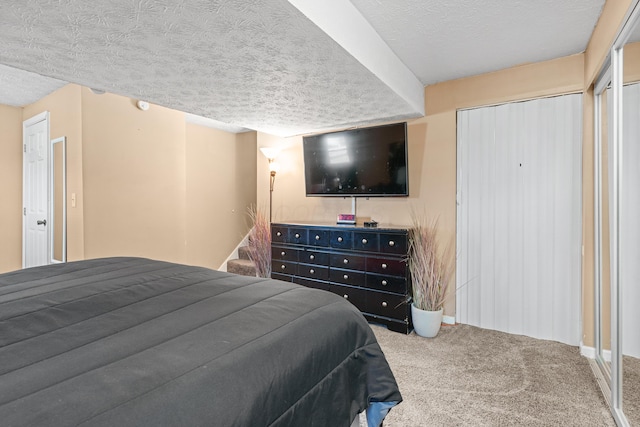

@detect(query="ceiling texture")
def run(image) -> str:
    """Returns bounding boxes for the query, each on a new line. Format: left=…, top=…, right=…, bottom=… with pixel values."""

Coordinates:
left=0, top=0, right=605, bottom=137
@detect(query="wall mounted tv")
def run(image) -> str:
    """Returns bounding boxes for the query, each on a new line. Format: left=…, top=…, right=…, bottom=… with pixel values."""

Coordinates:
left=303, top=122, right=409, bottom=197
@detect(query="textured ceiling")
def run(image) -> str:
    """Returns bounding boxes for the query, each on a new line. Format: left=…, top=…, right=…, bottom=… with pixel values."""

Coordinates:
left=0, top=0, right=606, bottom=136
left=350, top=0, right=606, bottom=85
left=0, top=64, right=67, bottom=107
left=0, top=0, right=419, bottom=136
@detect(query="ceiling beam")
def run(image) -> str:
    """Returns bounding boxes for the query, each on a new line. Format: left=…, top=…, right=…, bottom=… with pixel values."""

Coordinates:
left=288, top=0, right=425, bottom=117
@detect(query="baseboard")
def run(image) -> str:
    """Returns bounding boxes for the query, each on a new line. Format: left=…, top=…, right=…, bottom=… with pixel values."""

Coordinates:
left=442, top=315, right=455, bottom=325
left=580, top=343, right=612, bottom=362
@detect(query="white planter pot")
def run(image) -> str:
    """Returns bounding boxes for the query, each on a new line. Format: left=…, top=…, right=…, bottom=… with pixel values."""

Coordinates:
left=411, top=304, right=443, bottom=338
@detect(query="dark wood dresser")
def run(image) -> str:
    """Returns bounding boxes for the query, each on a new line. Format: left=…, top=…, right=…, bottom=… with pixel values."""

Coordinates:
left=271, top=222, right=412, bottom=334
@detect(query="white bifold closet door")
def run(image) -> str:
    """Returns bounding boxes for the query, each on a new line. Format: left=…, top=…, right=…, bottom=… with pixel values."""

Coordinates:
left=456, top=94, right=582, bottom=346
left=621, top=83, right=640, bottom=358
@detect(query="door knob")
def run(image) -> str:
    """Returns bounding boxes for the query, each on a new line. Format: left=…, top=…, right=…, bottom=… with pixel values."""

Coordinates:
left=37, top=219, right=47, bottom=226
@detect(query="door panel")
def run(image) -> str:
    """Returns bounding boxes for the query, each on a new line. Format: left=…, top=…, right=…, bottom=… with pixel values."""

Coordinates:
left=456, top=94, right=582, bottom=345
left=23, top=113, right=49, bottom=268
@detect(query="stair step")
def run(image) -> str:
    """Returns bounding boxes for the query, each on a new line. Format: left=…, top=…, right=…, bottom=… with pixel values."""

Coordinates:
left=238, top=246, right=253, bottom=261
left=228, top=258, right=256, bottom=277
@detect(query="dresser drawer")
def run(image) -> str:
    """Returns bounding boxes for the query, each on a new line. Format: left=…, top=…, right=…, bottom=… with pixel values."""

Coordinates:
left=365, top=292, right=409, bottom=321
left=288, top=228, right=308, bottom=245
left=330, top=253, right=366, bottom=270
left=299, top=249, right=330, bottom=265
left=379, top=233, right=408, bottom=255
left=307, top=229, right=330, bottom=247
left=272, top=260, right=296, bottom=275
left=271, top=245, right=299, bottom=262
left=353, top=232, right=379, bottom=252
left=330, top=230, right=353, bottom=249
left=366, top=273, right=407, bottom=294
left=366, top=257, right=406, bottom=276
left=329, top=268, right=366, bottom=287
left=297, top=263, right=330, bottom=281
left=272, top=226, right=288, bottom=243
left=329, top=284, right=366, bottom=312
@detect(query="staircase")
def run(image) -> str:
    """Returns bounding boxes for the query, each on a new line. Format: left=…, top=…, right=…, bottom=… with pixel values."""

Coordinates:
left=227, top=246, right=257, bottom=277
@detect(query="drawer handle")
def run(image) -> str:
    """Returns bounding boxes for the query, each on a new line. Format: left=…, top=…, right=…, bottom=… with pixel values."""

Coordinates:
left=337, top=236, right=343, bottom=242
left=382, top=301, right=388, bottom=308
left=389, top=240, right=395, bottom=247
left=280, top=265, right=286, bottom=270
left=315, top=235, right=320, bottom=240
left=281, top=251, right=286, bottom=256
left=343, top=259, right=349, bottom=265
left=309, top=269, right=315, bottom=274
left=362, top=238, right=368, bottom=244
left=276, top=231, right=282, bottom=237
left=295, top=233, right=300, bottom=239
left=343, top=294, right=349, bottom=299
left=343, top=274, right=349, bottom=280
left=381, top=263, right=388, bottom=269
left=309, top=254, right=315, bottom=260
left=381, top=280, right=388, bottom=286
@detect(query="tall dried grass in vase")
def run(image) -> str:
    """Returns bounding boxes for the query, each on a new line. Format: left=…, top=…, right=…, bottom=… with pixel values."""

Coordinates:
left=408, top=213, right=455, bottom=312
left=247, top=205, right=271, bottom=278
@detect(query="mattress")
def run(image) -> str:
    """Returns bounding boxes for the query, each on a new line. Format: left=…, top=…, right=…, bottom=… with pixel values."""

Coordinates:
left=0, top=257, right=401, bottom=426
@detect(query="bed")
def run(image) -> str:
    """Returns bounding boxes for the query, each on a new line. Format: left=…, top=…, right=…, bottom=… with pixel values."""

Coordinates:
left=0, top=257, right=401, bottom=426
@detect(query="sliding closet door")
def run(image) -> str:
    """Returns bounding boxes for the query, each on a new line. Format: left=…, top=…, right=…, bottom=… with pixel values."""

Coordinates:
left=621, top=82, right=640, bottom=359
left=457, top=94, right=582, bottom=345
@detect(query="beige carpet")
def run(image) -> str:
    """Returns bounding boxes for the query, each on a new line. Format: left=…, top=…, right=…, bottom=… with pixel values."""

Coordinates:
left=368, top=324, right=616, bottom=427
left=624, top=355, right=640, bottom=425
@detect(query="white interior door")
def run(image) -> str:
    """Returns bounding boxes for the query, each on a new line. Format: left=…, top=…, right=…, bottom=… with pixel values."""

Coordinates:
left=23, top=112, right=50, bottom=268
left=456, top=94, right=582, bottom=345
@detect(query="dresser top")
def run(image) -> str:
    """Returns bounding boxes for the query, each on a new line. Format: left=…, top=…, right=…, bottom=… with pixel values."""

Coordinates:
left=272, top=221, right=410, bottom=232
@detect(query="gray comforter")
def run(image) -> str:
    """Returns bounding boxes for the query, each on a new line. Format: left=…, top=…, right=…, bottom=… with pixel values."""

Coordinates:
left=0, top=257, right=401, bottom=426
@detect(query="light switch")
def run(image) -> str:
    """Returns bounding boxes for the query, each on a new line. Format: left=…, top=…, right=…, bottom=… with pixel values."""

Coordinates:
left=71, top=193, right=76, bottom=207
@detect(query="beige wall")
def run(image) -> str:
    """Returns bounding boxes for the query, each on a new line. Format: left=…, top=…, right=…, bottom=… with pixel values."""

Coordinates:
left=3, top=84, right=255, bottom=273
left=259, top=114, right=456, bottom=230
left=24, top=84, right=84, bottom=261
left=0, top=104, right=24, bottom=273
left=81, top=88, right=188, bottom=263
left=185, top=124, right=256, bottom=269
left=585, top=0, right=634, bottom=85
left=426, top=55, right=584, bottom=115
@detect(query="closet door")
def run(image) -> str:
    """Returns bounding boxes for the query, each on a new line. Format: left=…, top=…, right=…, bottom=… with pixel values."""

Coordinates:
left=621, top=82, right=640, bottom=359
left=456, top=94, right=582, bottom=345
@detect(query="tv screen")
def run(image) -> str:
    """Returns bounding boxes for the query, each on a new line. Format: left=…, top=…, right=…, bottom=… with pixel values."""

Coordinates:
left=303, top=122, right=408, bottom=197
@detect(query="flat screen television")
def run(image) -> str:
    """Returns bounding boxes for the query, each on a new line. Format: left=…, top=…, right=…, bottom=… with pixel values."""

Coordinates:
left=303, top=122, right=408, bottom=197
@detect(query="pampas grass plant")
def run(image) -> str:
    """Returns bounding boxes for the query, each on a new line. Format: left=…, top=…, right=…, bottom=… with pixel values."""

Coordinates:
left=247, top=205, right=271, bottom=278
left=408, top=213, right=455, bottom=312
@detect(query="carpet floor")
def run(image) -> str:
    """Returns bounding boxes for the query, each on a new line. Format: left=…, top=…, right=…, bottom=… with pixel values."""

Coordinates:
left=368, top=323, right=616, bottom=427
left=624, top=355, right=640, bottom=425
